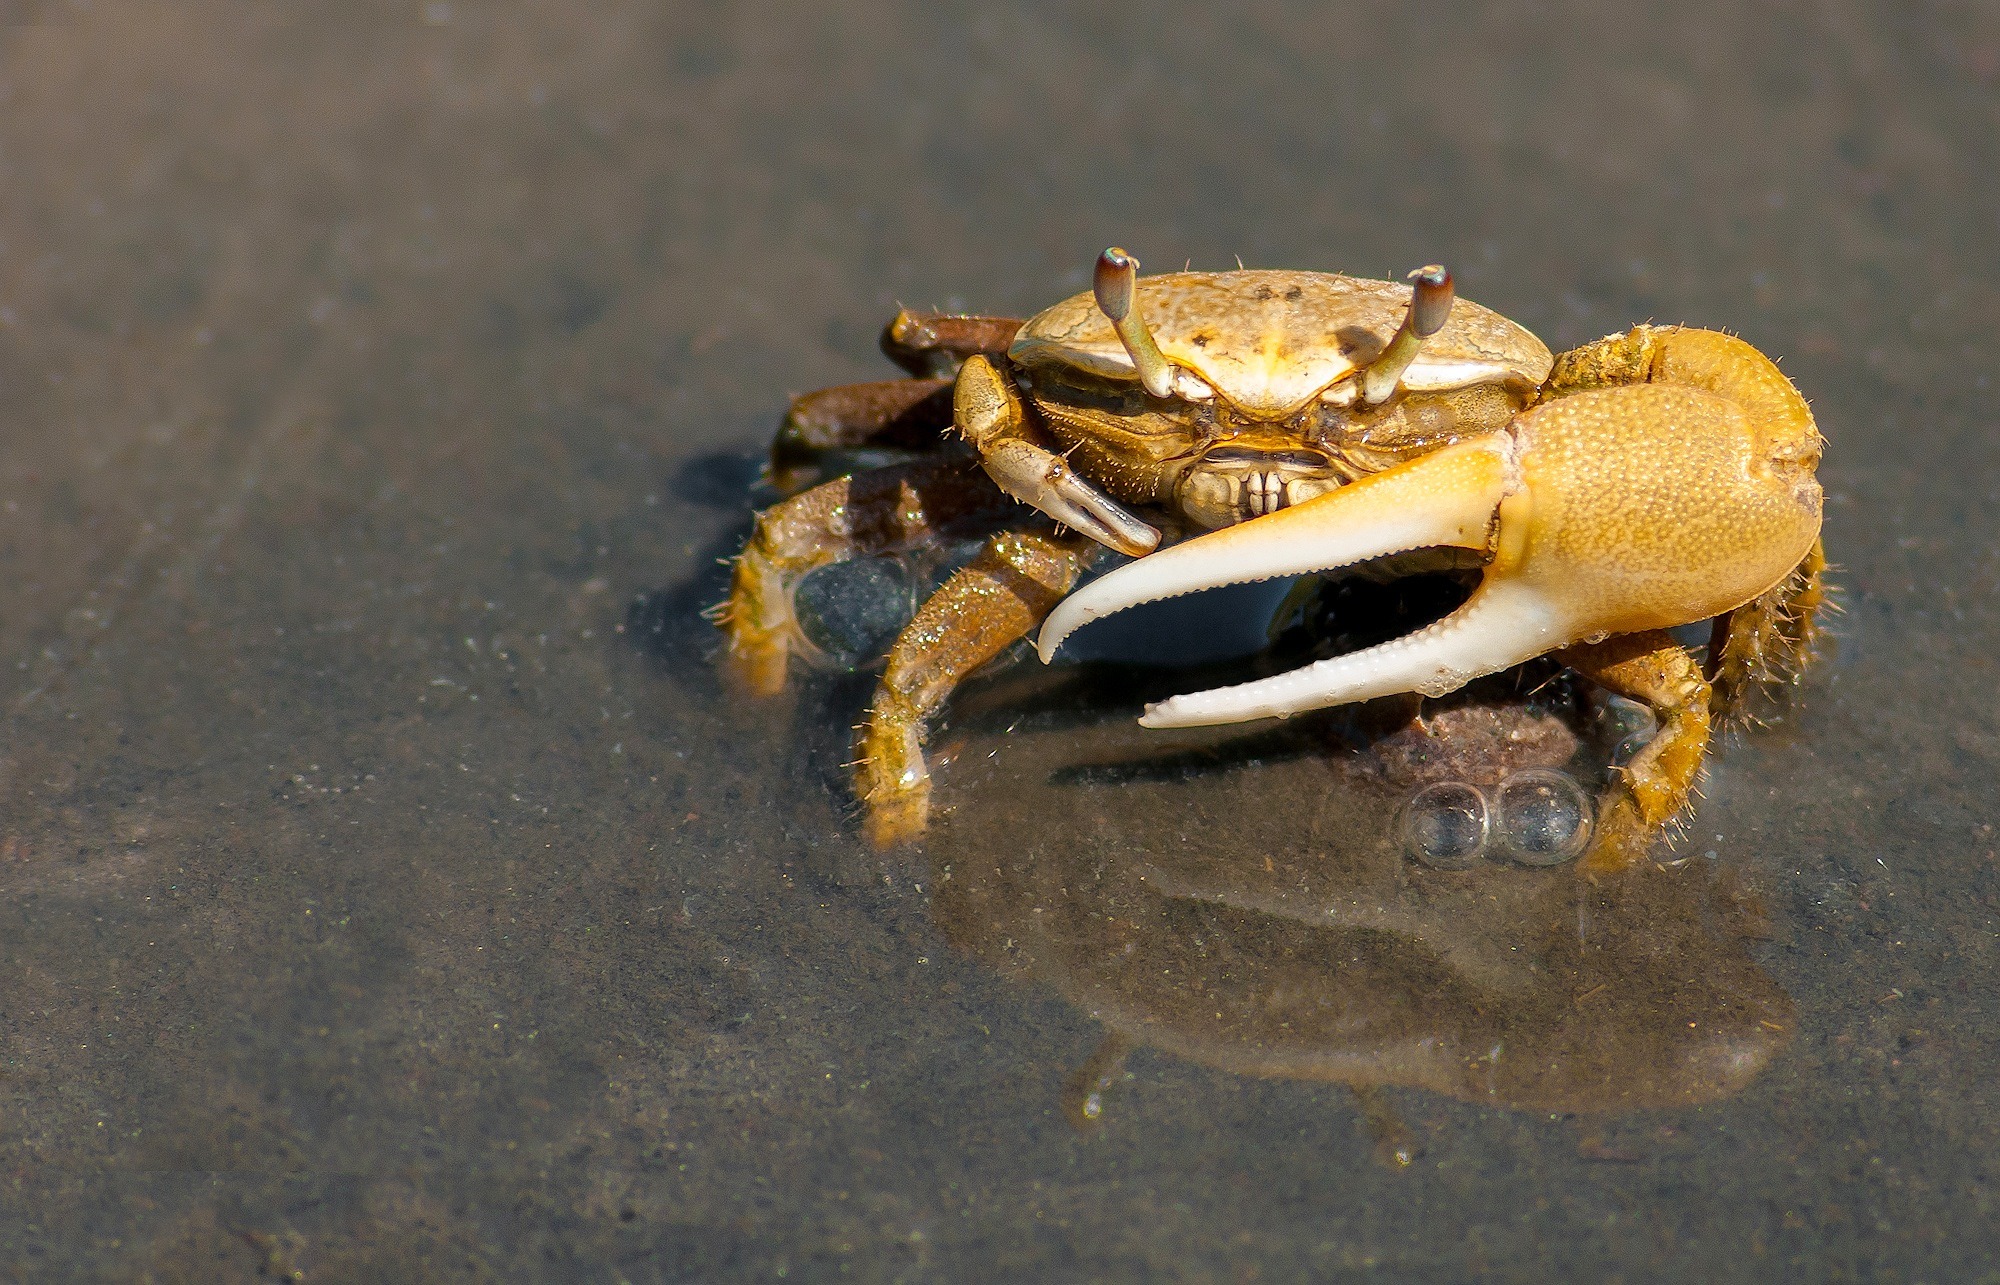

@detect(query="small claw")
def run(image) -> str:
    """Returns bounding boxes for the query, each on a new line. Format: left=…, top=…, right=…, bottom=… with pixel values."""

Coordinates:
left=956, top=350, right=1162, bottom=556
left=982, top=439, right=1161, bottom=557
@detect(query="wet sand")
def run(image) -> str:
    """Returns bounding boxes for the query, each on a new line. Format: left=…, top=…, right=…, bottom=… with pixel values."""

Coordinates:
left=1, top=1, right=1996, bottom=1277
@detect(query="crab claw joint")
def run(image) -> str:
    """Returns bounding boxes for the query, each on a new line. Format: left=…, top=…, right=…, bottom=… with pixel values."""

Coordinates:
left=1036, top=374, right=1823, bottom=729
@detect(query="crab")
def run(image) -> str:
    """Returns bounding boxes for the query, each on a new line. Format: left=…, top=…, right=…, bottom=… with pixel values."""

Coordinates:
left=718, top=247, right=1826, bottom=862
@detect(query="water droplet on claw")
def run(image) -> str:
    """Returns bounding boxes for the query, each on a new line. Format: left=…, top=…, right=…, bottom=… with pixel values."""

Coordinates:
left=1400, top=781, right=1489, bottom=869
left=1491, top=769, right=1592, bottom=866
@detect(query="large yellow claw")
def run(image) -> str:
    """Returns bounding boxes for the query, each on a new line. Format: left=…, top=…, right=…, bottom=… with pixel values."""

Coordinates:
left=1037, top=328, right=1824, bottom=728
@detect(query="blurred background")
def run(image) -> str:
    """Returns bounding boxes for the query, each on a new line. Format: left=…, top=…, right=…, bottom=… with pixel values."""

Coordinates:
left=0, top=0, right=1994, bottom=1277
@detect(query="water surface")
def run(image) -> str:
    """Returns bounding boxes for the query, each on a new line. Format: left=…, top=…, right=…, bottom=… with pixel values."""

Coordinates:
left=1, top=1, right=1995, bottom=1277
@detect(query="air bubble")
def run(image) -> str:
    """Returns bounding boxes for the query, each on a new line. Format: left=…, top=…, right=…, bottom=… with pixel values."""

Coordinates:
left=1491, top=769, right=1592, bottom=866
left=1400, top=781, right=1489, bottom=869
left=792, top=557, right=917, bottom=669
left=1611, top=729, right=1652, bottom=768
left=1600, top=695, right=1656, bottom=767
left=1599, top=694, right=1655, bottom=739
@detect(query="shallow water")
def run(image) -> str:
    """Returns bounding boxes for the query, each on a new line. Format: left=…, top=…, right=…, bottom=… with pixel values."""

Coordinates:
left=3, top=1, right=1998, bottom=1277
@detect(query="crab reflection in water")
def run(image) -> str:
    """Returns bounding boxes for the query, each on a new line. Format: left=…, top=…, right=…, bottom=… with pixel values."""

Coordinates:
left=924, top=673, right=1792, bottom=1135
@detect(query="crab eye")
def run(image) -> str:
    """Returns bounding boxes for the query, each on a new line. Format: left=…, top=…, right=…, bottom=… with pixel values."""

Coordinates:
left=1173, top=369, right=1216, bottom=401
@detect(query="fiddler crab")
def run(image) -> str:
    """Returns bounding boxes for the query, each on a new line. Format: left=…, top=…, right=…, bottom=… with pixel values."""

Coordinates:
left=718, top=248, right=1826, bottom=865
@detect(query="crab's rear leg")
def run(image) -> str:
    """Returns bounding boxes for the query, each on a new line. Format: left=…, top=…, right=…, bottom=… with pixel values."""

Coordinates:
left=856, top=524, right=1099, bottom=847
left=1708, top=538, right=1829, bottom=725
left=772, top=378, right=958, bottom=485
left=720, top=458, right=1017, bottom=695
left=1556, top=630, right=1713, bottom=871
left=768, top=311, right=1025, bottom=486
left=880, top=310, right=1025, bottom=377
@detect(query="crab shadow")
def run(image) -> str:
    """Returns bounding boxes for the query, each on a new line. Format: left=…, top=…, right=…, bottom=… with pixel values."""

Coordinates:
left=625, top=449, right=766, bottom=685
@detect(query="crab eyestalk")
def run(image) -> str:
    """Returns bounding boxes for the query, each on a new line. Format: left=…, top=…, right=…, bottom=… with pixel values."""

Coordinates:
left=1094, top=247, right=1178, bottom=399
left=1358, top=265, right=1455, bottom=407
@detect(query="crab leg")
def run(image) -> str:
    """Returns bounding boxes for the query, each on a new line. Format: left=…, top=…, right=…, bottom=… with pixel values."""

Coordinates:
left=1557, top=630, right=1712, bottom=870
left=880, top=309, right=1024, bottom=378
left=1707, top=538, right=1828, bottom=724
left=855, top=524, right=1099, bottom=847
left=721, top=458, right=1018, bottom=695
left=774, top=377, right=954, bottom=457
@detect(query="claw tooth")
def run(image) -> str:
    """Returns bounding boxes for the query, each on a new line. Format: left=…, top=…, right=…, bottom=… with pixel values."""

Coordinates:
left=1037, top=433, right=1516, bottom=663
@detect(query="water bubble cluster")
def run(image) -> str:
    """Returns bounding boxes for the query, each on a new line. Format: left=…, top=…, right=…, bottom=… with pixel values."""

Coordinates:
left=1400, top=770, right=1593, bottom=869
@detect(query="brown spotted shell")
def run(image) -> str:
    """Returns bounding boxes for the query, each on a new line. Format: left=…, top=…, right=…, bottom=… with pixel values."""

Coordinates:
left=1008, top=269, right=1553, bottom=419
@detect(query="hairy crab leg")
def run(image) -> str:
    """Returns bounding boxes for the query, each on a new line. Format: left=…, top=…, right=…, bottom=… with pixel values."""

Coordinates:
left=880, top=309, right=1025, bottom=378
left=1707, top=538, right=1828, bottom=725
left=720, top=458, right=1018, bottom=695
left=855, top=525, right=1099, bottom=848
left=1555, top=631, right=1712, bottom=871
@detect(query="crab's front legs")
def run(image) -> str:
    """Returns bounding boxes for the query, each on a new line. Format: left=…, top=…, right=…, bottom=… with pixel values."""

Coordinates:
left=1557, top=631, right=1713, bottom=871
left=721, top=458, right=1017, bottom=695
left=855, top=524, right=1099, bottom=847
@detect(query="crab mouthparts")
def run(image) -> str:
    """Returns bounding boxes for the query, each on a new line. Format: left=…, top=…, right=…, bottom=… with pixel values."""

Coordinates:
left=1035, top=429, right=1568, bottom=728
